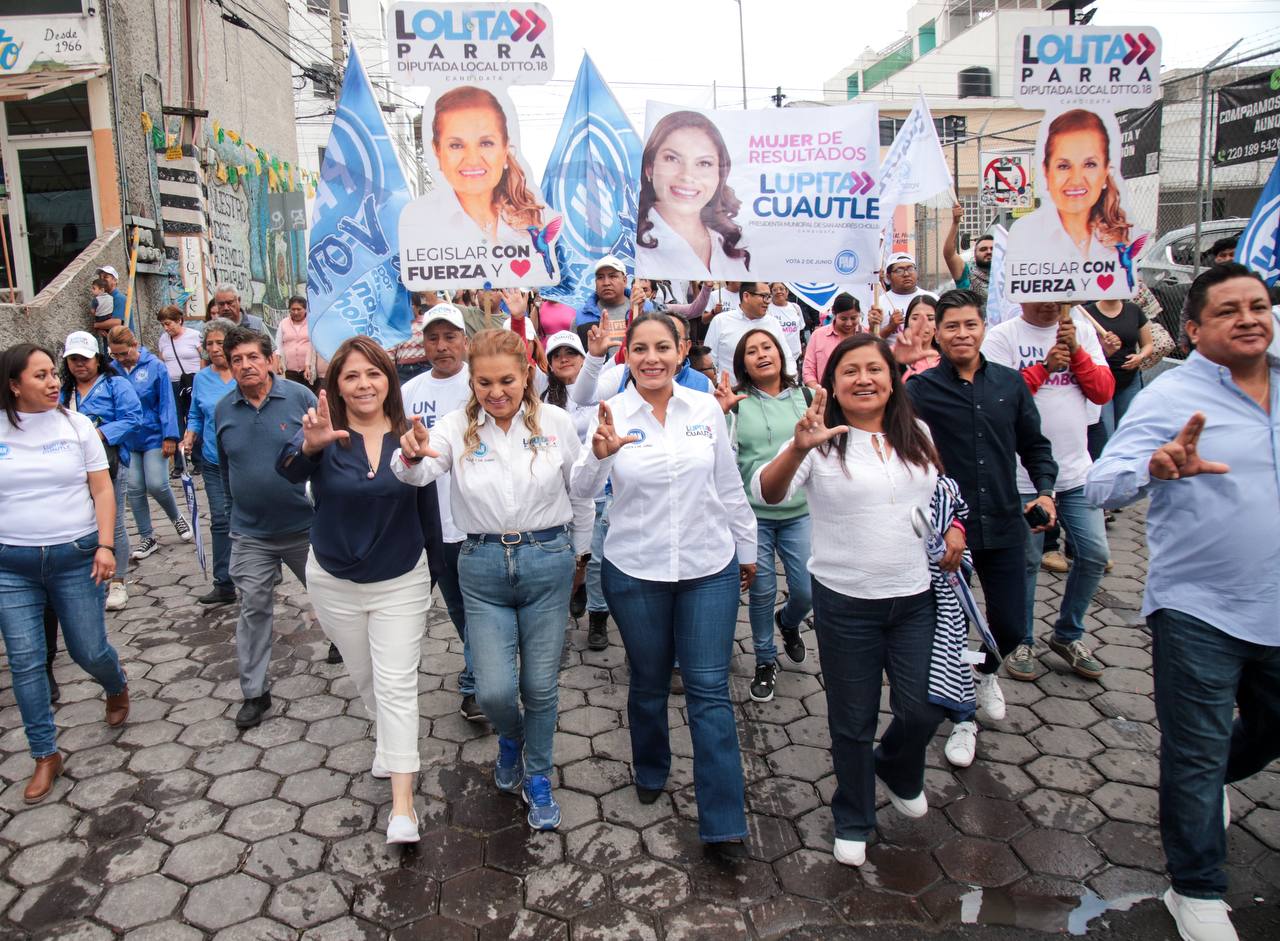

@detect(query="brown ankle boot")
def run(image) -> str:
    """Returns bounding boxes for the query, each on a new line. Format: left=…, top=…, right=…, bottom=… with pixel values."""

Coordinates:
left=105, top=686, right=130, bottom=727
left=24, top=753, right=63, bottom=804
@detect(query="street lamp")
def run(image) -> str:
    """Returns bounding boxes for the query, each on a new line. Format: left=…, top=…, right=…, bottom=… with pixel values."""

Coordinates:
left=732, top=0, right=747, bottom=109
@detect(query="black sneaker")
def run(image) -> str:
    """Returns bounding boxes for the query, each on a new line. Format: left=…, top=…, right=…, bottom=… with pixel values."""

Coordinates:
left=704, top=840, right=748, bottom=862
left=235, top=692, right=272, bottom=729
left=326, top=643, right=343, bottom=665
left=587, top=611, right=609, bottom=651
left=459, top=694, right=484, bottom=722
left=198, top=586, right=236, bottom=606
left=131, top=537, right=159, bottom=560
left=749, top=662, right=778, bottom=703
left=778, top=611, right=807, bottom=664
left=570, top=582, right=587, bottom=619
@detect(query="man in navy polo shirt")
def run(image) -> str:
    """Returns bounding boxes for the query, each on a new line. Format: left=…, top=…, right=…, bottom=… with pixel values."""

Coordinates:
left=214, top=326, right=315, bottom=729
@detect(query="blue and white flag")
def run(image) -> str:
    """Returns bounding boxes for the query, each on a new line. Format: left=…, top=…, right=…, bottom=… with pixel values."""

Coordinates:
left=787, top=282, right=843, bottom=312
left=1239, top=158, right=1280, bottom=286
left=307, top=44, right=415, bottom=360
left=878, top=91, right=956, bottom=229
left=180, top=471, right=205, bottom=575
left=985, top=225, right=1020, bottom=326
left=540, top=55, right=642, bottom=311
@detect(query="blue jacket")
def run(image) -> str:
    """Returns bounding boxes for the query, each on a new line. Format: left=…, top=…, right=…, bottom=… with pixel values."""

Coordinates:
left=186, top=365, right=237, bottom=465
left=64, top=371, right=143, bottom=467
left=118, top=347, right=179, bottom=452
left=574, top=291, right=652, bottom=328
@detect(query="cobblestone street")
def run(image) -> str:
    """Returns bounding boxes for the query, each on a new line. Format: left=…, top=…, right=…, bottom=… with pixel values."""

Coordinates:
left=0, top=498, right=1276, bottom=940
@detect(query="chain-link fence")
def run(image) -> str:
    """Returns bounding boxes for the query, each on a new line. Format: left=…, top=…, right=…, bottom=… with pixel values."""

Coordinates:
left=908, top=47, right=1279, bottom=343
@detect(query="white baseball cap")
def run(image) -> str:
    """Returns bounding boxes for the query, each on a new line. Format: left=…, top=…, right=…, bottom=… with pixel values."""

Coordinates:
left=545, top=331, right=585, bottom=357
left=63, top=331, right=100, bottom=359
left=422, top=303, right=466, bottom=331
left=96, top=265, right=119, bottom=280
left=883, top=252, right=916, bottom=273
left=593, top=255, right=626, bottom=275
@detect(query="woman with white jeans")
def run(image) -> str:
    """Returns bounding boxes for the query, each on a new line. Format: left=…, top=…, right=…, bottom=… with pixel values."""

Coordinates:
left=276, top=336, right=443, bottom=845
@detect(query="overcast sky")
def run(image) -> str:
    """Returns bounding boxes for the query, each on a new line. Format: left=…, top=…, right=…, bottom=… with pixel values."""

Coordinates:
left=384, top=0, right=1280, bottom=172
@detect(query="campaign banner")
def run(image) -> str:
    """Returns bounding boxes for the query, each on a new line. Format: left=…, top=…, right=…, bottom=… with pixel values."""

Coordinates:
left=634, top=102, right=882, bottom=283
left=387, top=2, right=553, bottom=86
left=1014, top=26, right=1161, bottom=108
left=979, top=151, right=1035, bottom=208
left=1214, top=69, right=1280, bottom=168
left=391, top=5, right=561, bottom=291
left=1117, top=101, right=1162, bottom=178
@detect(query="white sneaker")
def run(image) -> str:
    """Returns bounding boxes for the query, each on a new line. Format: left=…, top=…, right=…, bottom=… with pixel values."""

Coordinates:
left=1163, top=888, right=1238, bottom=941
left=105, top=582, right=128, bottom=611
left=386, top=809, right=419, bottom=845
left=371, top=757, right=390, bottom=779
left=832, top=838, right=866, bottom=867
left=975, top=672, right=1007, bottom=721
left=945, top=721, right=978, bottom=768
left=878, top=777, right=928, bottom=819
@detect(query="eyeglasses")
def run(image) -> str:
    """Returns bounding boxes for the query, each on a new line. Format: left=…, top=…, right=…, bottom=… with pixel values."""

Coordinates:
left=889, top=265, right=918, bottom=274
left=744, top=291, right=770, bottom=299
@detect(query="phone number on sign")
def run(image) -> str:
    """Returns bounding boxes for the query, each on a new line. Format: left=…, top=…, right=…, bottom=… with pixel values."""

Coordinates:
left=1218, top=137, right=1279, bottom=164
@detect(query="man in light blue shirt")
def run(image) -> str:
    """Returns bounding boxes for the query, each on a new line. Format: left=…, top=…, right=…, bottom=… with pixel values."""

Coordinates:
left=1086, top=263, right=1278, bottom=941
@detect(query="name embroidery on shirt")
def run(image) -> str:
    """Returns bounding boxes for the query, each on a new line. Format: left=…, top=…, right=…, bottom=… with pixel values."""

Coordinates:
left=684, top=423, right=713, bottom=439
left=523, top=435, right=558, bottom=449
left=42, top=439, right=75, bottom=455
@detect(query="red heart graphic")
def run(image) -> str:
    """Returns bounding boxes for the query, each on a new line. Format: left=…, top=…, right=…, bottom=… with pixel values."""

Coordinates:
left=510, top=259, right=531, bottom=277
left=1097, top=274, right=1114, bottom=290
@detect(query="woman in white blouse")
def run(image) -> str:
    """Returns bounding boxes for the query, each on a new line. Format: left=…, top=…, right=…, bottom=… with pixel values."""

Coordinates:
left=571, top=311, right=757, bottom=860
left=394, top=329, right=593, bottom=832
left=754, top=334, right=958, bottom=869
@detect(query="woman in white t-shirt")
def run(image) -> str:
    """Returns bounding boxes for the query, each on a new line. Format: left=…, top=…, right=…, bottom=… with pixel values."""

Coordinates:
left=768, top=282, right=806, bottom=367
left=754, top=334, right=958, bottom=869
left=0, top=344, right=131, bottom=805
left=155, top=306, right=203, bottom=439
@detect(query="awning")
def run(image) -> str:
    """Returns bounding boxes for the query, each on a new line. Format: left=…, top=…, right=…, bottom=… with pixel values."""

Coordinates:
left=0, top=65, right=109, bottom=103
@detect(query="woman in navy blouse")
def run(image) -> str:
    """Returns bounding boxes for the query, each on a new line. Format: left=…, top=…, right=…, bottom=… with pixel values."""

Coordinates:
left=277, top=336, right=443, bottom=846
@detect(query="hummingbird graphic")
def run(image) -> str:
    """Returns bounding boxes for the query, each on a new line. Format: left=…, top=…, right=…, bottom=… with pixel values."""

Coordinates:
left=526, top=216, right=564, bottom=278
left=1114, top=234, right=1149, bottom=291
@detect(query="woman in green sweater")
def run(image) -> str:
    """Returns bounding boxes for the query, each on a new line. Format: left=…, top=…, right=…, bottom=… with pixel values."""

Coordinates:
left=725, top=328, right=814, bottom=703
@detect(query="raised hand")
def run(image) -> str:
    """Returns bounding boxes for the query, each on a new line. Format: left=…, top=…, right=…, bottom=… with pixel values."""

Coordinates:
left=301, top=390, right=350, bottom=455
left=500, top=288, right=528, bottom=319
left=587, top=312, right=611, bottom=358
left=713, top=369, right=746, bottom=414
left=591, top=401, right=639, bottom=459
left=399, top=416, right=440, bottom=462
left=791, top=387, right=849, bottom=452
left=1149, top=412, right=1230, bottom=481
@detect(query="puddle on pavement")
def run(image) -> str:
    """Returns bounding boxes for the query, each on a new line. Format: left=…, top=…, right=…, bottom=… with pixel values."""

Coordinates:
left=958, top=887, right=1154, bottom=934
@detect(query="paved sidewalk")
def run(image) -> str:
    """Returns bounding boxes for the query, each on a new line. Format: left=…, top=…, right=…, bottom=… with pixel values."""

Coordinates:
left=0, top=499, right=1276, bottom=940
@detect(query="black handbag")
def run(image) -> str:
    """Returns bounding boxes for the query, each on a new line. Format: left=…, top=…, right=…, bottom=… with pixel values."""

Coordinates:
left=169, top=333, right=195, bottom=412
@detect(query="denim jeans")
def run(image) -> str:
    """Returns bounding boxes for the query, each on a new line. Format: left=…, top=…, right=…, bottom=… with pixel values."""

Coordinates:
left=458, top=530, right=574, bottom=778
left=586, top=495, right=611, bottom=613
left=127, top=447, right=183, bottom=540
left=748, top=514, right=813, bottom=664
left=1021, top=486, right=1109, bottom=645
left=1151, top=608, right=1280, bottom=899
left=436, top=540, right=475, bottom=696
left=201, top=462, right=233, bottom=591
left=971, top=544, right=1029, bottom=674
left=811, top=580, right=942, bottom=841
left=602, top=556, right=747, bottom=843
left=110, top=472, right=129, bottom=579
left=0, top=537, right=128, bottom=758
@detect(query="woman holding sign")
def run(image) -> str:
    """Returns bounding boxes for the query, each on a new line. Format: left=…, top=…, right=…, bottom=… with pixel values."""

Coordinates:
left=1005, top=109, right=1140, bottom=298
left=636, top=111, right=752, bottom=280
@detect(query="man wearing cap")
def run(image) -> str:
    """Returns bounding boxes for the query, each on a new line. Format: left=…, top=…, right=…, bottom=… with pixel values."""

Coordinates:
left=704, top=282, right=789, bottom=384
left=96, top=266, right=128, bottom=327
left=211, top=284, right=266, bottom=333
left=573, top=256, right=651, bottom=354
left=399, top=303, right=483, bottom=722
left=878, top=253, right=937, bottom=339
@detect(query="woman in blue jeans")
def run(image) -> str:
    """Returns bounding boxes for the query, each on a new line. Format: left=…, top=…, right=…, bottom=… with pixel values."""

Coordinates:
left=181, top=319, right=238, bottom=606
left=107, top=326, right=192, bottom=560
left=756, top=335, right=955, bottom=868
left=395, top=325, right=593, bottom=831
left=720, top=328, right=813, bottom=704
left=571, top=312, right=758, bottom=860
left=60, top=331, right=142, bottom=612
left=0, top=344, right=130, bottom=803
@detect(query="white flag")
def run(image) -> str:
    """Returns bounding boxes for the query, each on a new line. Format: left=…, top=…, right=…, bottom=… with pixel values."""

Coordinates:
left=878, top=92, right=956, bottom=228
left=985, top=225, right=1020, bottom=327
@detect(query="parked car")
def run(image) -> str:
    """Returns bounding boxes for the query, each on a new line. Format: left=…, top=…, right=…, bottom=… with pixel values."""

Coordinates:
left=1138, top=218, right=1248, bottom=346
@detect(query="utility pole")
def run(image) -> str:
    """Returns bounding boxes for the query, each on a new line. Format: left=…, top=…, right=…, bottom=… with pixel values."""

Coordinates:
left=733, top=0, right=747, bottom=109
left=329, top=0, right=345, bottom=74
left=771, top=86, right=785, bottom=108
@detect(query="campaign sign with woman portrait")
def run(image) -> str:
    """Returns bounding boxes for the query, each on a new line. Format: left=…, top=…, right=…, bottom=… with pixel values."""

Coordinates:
left=634, top=102, right=881, bottom=283
left=1004, top=106, right=1149, bottom=303
left=399, top=85, right=562, bottom=290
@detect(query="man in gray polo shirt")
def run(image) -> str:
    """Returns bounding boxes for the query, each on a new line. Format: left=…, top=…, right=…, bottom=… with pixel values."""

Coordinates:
left=212, top=283, right=266, bottom=332
left=214, top=326, right=315, bottom=729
